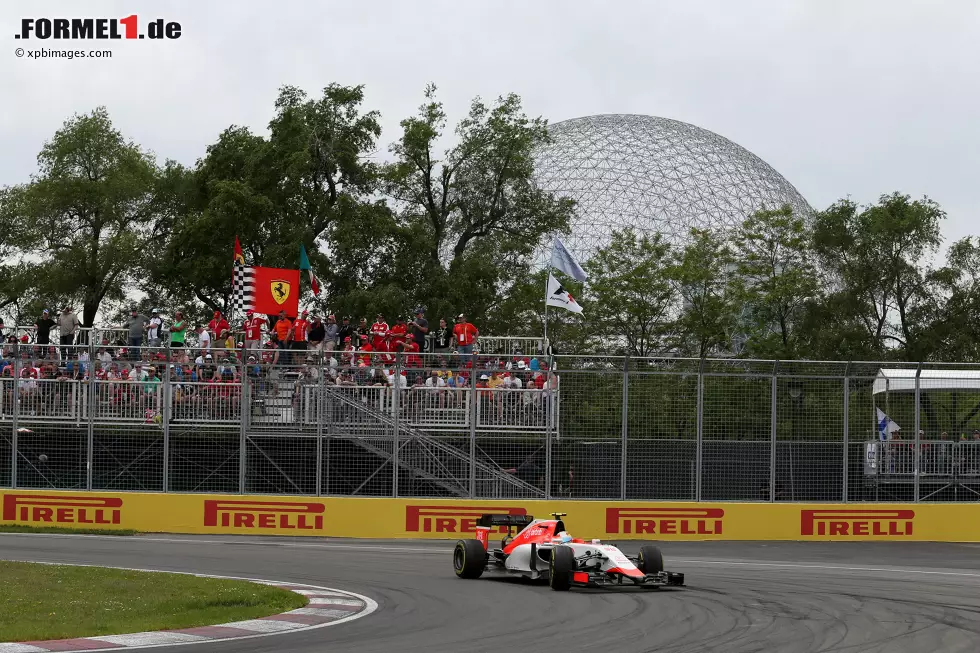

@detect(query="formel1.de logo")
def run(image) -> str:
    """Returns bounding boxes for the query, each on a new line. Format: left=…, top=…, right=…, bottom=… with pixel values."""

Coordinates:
left=16, top=16, right=181, bottom=40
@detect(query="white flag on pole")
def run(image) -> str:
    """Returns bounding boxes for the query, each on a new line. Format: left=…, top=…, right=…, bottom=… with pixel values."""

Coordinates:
left=550, top=236, right=588, bottom=282
left=546, top=272, right=583, bottom=314
left=875, top=408, right=900, bottom=441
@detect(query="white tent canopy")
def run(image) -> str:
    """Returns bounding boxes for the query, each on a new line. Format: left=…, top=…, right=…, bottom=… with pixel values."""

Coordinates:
left=872, top=368, right=980, bottom=395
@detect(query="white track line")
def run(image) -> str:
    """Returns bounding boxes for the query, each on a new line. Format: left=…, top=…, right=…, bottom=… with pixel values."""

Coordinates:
left=671, top=558, right=980, bottom=579
left=0, top=561, right=378, bottom=652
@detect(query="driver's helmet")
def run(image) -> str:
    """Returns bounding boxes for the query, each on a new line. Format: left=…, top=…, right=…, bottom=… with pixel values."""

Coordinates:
left=556, top=531, right=573, bottom=543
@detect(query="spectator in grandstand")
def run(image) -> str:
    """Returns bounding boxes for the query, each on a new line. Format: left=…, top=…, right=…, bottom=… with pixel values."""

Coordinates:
left=324, top=315, right=338, bottom=352
left=36, top=309, right=56, bottom=348
left=147, top=309, right=164, bottom=348
left=125, top=309, right=149, bottom=359
left=291, top=310, right=311, bottom=362
left=433, top=318, right=452, bottom=353
left=453, top=314, right=478, bottom=355
left=170, top=311, right=187, bottom=349
left=194, top=325, right=211, bottom=352
left=340, top=336, right=355, bottom=366
left=389, top=317, right=408, bottom=349
left=337, top=316, right=354, bottom=348
left=408, top=308, right=429, bottom=352
left=356, top=317, right=370, bottom=342
left=243, top=310, right=264, bottom=356
left=273, top=311, right=292, bottom=346
left=425, top=368, right=447, bottom=408
left=308, top=315, right=325, bottom=357
left=208, top=311, right=230, bottom=348
left=59, top=306, right=80, bottom=350
left=377, top=333, right=396, bottom=366
left=0, top=317, right=5, bottom=341
left=370, top=314, right=389, bottom=350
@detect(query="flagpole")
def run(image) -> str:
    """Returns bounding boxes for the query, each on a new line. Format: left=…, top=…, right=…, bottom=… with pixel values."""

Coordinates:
left=543, top=235, right=556, bottom=355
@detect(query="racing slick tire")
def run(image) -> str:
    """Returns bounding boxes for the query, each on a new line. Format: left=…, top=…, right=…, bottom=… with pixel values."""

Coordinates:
left=637, top=544, right=664, bottom=574
left=549, top=545, right=575, bottom=591
left=454, top=539, right=487, bottom=579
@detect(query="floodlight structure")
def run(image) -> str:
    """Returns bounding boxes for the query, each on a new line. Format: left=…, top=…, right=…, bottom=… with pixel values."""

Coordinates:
left=533, top=114, right=812, bottom=263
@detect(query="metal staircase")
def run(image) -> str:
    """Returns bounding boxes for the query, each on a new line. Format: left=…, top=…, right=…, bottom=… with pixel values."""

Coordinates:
left=323, top=386, right=545, bottom=499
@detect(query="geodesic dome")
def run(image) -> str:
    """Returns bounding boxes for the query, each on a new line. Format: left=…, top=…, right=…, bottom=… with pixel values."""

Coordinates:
left=533, top=114, right=812, bottom=262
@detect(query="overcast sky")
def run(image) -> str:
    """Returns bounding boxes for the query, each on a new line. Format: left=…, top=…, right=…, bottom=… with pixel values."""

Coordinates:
left=2, top=0, right=978, bottom=248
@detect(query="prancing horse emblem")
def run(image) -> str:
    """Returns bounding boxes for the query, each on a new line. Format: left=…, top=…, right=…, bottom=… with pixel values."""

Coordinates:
left=271, top=280, right=291, bottom=305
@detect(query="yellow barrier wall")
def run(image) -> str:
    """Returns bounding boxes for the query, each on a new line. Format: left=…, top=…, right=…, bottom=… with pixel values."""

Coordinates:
left=2, top=489, right=977, bottom=541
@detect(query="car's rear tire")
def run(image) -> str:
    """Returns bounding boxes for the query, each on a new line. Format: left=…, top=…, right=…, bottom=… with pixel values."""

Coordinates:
left=454, top=539, right=486, bottom=579
left=549, top=545, right=575, bottom=591
left=637, top=544, right=664, bottom=574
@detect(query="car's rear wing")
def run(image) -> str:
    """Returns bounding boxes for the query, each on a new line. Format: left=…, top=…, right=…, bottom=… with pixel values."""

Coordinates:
left=476, top=514, right=534, bottom=528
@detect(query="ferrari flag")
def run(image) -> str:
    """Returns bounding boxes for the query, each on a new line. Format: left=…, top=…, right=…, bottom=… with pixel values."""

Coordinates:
left=546, top=272, right=583, bottom=314
left=234, top=266, right=301, bottom=317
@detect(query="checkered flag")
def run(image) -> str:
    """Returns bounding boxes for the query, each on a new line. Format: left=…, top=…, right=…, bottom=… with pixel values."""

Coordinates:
left=230, top=263, right=256, bottom=324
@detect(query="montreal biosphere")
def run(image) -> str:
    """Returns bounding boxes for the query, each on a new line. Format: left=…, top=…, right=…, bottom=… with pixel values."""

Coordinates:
left=533, top=114, right=812, bottom=263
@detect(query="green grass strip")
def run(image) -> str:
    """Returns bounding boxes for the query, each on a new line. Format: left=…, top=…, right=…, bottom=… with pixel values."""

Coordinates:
left=0, top=525, right=138, bottom=535
left=0, top=561, right=308, bottom=642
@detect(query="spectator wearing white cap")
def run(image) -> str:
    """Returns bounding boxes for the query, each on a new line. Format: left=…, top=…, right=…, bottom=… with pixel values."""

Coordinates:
left=147, top=309, right=164, bottom=348
left=36, top=309, right=56, bottom=347
left=453, top=313, right=478, bottom=355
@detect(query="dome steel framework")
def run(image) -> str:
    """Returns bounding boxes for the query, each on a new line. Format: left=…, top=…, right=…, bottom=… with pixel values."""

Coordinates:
left=533, top=114, right=812, bottom=262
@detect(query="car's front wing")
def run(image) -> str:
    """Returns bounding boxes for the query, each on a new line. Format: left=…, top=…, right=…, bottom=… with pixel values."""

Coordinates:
left=567, top=569, right=685, bottom=588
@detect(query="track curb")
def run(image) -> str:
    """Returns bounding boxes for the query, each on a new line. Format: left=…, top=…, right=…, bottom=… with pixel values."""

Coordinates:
left=0, top=568, right=377, bottom=653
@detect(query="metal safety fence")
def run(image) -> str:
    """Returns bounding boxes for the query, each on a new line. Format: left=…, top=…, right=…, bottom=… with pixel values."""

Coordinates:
left=2, top=347, right=980, bottom=502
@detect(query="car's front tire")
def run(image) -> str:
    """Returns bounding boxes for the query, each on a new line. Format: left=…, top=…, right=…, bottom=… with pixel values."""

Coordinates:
left=454, top=539, right=486, bottom=579
left=637, top=544, right=664, bottom=574
left=549, top=545, right=575, bottom=591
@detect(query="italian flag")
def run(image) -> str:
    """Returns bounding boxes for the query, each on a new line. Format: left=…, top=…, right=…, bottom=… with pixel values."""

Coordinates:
left=299, top=244, right=321, bottom=296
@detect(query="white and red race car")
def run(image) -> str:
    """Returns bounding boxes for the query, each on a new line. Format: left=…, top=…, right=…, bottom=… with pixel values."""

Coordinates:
left=453, top=512, right=685, bottom=591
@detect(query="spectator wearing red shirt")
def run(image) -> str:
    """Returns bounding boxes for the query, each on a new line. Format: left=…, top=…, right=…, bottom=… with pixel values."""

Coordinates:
left=291, top=310, right=310, bottom=363
left=358, top=335, right=374, bottom=367
left=401, top=338, right=422, bottom=368
left=370, top=314, right=389, bottom=350
left=243, top=310, right=265, bottom=357
left=389, top=318, right=408, bottom=349
left=453, top=313, right=479, bottom=355
left=378, top=334, right=396, bottom=365
left=208, top=311, right=230, bottom=350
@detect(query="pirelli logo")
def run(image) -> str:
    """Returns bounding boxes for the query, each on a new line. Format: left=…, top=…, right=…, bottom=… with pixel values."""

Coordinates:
left=203, top=500, right=324, bottom=530
left=2, top=494, right=122, bottom=525
left=405, top=505, right=526, bottom=533
left=606, top=507, right=724, bottom=536
left=801, top=509, right=914, bottom=537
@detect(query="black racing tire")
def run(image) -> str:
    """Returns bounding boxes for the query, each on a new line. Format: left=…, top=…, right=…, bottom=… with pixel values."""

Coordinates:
left=549, top=545, right=575, bottom=591
left=637, top=544, right=664, bottom=574
left=453, top=539, right=486, bottom=579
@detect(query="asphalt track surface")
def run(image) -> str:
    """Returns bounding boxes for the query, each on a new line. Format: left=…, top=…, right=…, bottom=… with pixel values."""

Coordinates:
left=3, top=534, right=980, bottom=653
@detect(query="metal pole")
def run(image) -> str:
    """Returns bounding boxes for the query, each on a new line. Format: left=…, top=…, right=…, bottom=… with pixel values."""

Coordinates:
left=393, top=354, right=401, bottom=498
left=468, top=357, right=478, bottom=497
left=914, top=362, right=922, bottom=502
left=770, top=361, right=779, bottom=503
left=620, top=356, right=629, bottom=500
left=86, top=338, right=96, bottom=491
left=238, top=354, right=247, bottom=494
left=842, top=362, right=850, bottom=503
left=695, top=357, right=705, bottom=502
left=161, top=340, right=171, bottom=492
left=10, top=344, right=19, bottom=488
left=315, top=360, right=323, bottom=497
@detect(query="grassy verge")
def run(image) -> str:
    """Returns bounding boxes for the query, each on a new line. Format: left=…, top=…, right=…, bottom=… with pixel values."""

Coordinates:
left=0, top=561, right=308, bottom=642
left=0, top=525, right=138, bottom=535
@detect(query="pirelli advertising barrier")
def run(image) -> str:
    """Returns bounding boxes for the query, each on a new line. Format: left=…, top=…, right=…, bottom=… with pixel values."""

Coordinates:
left=1, top=490, right=978, bottom=541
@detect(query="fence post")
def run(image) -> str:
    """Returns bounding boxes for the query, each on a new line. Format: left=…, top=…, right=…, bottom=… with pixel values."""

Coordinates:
left=161, top=341, right=171, bottom=493
left=914, top=362, right=922, bottom=502
left=544, top=354, right=555, bottom=500
left=86, top=338, right=96, bottom=491
left=238, top=354, right=247, bottom=495
left=393, top=354, right=401, bottom=499
left=842, top=362, right=850, bottom=503
left=620, top=356, right=629, bottom=501
left=10, top=344, right=19, bottom=488
left=770, top=361, right=779, bottom=503
left=315, top=360, right=324, bottom=497
left=695, top=357, right=705, bottom=502
left=468, top=357, right=478, bottom=498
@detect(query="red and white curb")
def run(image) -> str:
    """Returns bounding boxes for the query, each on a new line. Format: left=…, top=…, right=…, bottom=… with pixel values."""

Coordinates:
left=0, top=572, right=377, bottom=653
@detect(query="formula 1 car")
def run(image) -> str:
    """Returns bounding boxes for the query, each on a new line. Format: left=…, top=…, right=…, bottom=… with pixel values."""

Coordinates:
left=453, top=512, right=685, bottom=591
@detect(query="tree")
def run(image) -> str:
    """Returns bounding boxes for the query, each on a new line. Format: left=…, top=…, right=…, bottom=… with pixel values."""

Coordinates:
left=149, top=84, right=384, bottom=315
left=923, top=237, right=980, bottom=361
left=584, top=229, right=676, bottom=357
left=0, top=107, right=162, bottom=327
left=811, top=193, right=944, bottom=359
left=382, top=84, right=574, bottom=321
left=732, top=204, right=819, bottom=358
left=669, top=228, right=740, bottom=357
